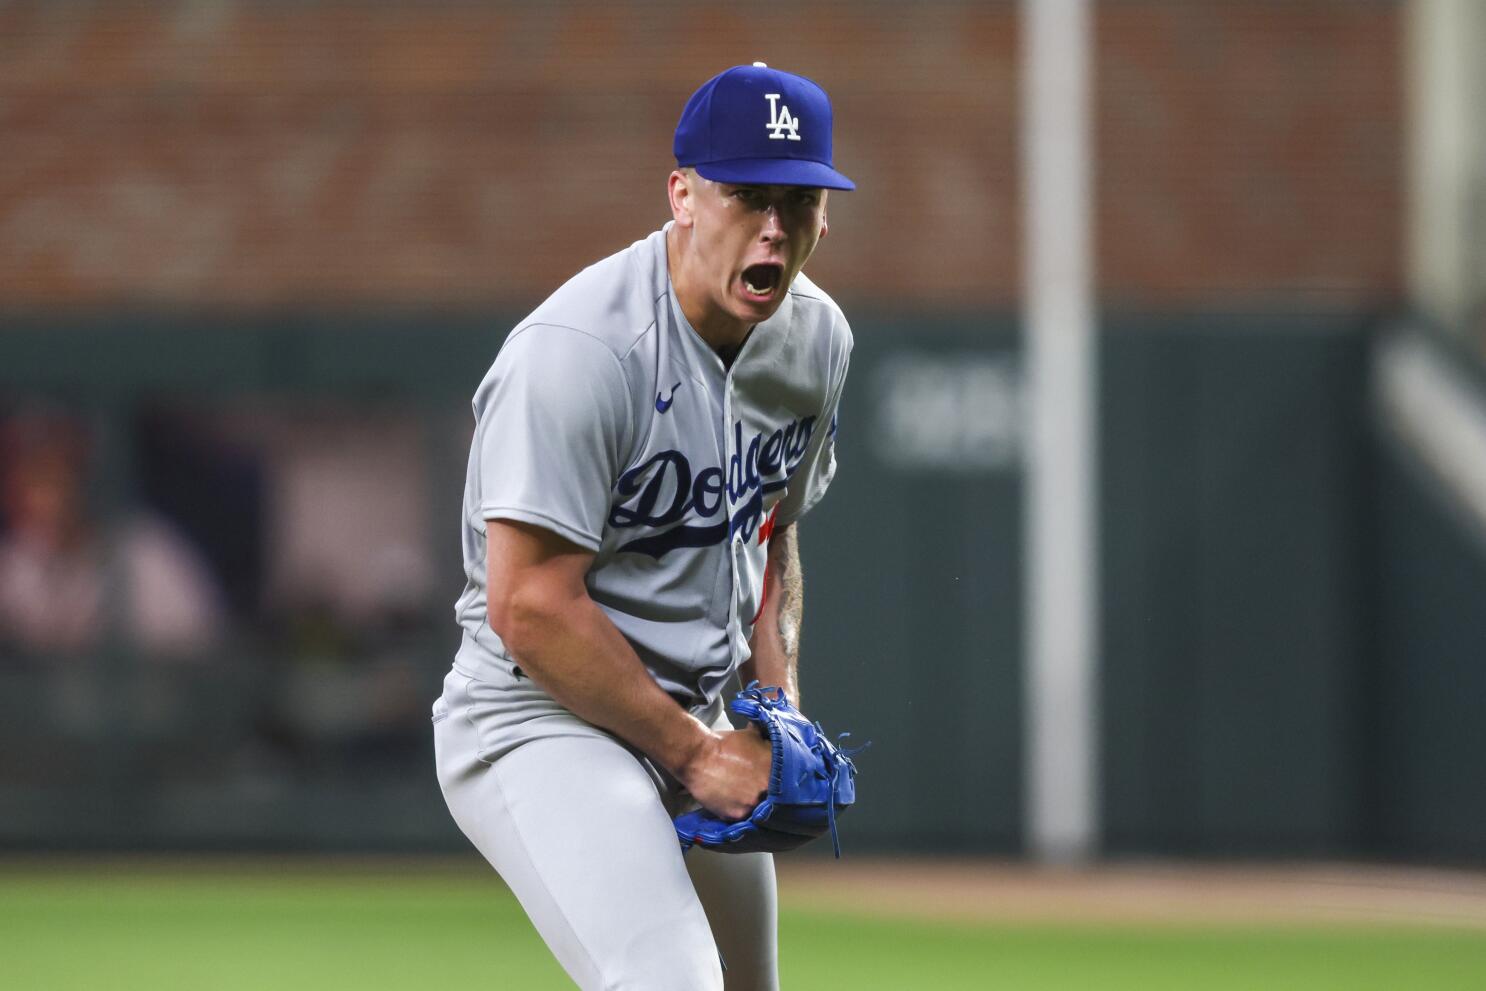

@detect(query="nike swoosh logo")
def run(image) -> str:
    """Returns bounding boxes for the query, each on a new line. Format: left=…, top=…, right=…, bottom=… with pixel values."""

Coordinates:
left=655, top=381, right=682, bottom=413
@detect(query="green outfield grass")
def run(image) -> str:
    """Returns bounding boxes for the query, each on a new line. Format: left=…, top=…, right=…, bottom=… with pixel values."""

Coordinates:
left=1, top=867, right=1484, bottom=990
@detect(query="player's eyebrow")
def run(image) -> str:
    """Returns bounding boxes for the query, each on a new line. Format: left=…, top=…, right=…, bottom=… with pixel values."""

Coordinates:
left=725, top=183, right=821, bottom=198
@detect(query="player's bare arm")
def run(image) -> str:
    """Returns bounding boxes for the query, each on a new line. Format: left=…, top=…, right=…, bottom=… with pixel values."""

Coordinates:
left=485, top=519, right=771, bottom=820
left=741, top=521, right=804, bottom=707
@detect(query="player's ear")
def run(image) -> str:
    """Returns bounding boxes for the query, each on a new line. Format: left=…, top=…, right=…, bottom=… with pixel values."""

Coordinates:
left=819, top=208, right=829, bottom=241
left=668, top=169, right=695, bottom=228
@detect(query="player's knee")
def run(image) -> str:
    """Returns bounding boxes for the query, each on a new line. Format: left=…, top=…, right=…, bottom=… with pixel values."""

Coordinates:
left=604, top=961, right=722, bottom=991
left=605, top=922, right=723, bottom=991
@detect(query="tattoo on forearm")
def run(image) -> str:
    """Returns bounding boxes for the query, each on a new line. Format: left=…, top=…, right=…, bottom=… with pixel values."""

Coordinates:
left=777, top=526, right=804, bottom=666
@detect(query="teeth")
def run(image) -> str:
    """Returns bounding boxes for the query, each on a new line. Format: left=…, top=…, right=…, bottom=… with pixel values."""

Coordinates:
left=745, top=280, right=765, bottom=295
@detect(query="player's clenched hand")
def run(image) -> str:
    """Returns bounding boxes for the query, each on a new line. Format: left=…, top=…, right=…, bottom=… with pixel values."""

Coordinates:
left=676, top=727, right=772, bottom=821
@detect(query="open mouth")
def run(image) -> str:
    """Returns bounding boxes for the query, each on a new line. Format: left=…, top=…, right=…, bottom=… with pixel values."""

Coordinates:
left=741, top=263, right=784, bottom=300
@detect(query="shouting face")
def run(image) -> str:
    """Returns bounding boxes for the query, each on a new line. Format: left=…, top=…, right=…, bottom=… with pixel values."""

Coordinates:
left=667, top=169, right=829, bottom=348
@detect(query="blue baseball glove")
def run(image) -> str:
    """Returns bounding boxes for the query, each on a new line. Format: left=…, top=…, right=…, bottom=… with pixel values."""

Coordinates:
left=674, top=683, right=863, bottom=857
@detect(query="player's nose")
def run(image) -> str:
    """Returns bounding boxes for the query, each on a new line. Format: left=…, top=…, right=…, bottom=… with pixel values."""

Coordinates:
left=759, top=204, right=785, bottom=243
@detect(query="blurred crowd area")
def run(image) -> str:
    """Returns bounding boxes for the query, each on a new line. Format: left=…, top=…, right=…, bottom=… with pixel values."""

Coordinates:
left=0, top=400, right=452, bottom=796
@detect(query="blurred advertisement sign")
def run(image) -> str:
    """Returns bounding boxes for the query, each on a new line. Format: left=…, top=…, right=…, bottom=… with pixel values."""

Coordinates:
left=871, top=352, right=1023, bottom=472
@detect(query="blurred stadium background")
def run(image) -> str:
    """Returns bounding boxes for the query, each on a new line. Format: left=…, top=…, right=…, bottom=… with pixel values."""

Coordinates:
left=2, top=0, right=1486, bottom=987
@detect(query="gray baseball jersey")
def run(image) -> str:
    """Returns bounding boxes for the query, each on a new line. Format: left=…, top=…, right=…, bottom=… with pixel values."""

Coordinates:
left=450, top=224, right=851, bottom=746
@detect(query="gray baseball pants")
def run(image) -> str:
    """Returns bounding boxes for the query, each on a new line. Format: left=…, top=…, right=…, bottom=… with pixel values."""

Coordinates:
left=433, top=670, right=779, bottom=990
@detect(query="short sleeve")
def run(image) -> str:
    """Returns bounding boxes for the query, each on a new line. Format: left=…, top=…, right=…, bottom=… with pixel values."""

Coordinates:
left=775, top=345, right=851, bottom=527
left=471, top=325, right=632, bottom=550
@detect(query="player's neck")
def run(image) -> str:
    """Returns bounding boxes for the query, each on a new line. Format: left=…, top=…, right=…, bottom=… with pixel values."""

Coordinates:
left=667, top=226, right=753, bottom=363
left=684, top=303, right=752, bottom=366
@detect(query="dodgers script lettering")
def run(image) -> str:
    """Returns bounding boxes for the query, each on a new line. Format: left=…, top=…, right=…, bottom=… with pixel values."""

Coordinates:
left=609, top=414, right=817, bottom=557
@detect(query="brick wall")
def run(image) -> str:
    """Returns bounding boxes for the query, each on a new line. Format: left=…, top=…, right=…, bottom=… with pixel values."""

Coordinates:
left=1098, top=2, right=1403, bottom=307
left=0, top=1, right=1399, bottom=312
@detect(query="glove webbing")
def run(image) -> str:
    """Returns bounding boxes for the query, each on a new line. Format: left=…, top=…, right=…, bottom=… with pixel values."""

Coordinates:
left=739, top=683, right=869, bottom=858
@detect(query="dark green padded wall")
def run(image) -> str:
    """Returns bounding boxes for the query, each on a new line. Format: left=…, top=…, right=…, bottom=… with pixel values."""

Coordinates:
left=1371, top=436, right=1486, bottom=861
left=1098, top=315, right=1373, bottom=856
left=11, top=312, right=1485, bottom=861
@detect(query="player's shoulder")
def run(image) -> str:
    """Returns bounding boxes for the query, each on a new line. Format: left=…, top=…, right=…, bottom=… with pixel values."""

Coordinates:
left=470, top=231, right=665, bottom=412
left=510, top=227, right=669, bottom=360
left=785, top=271, right=854, bottom=367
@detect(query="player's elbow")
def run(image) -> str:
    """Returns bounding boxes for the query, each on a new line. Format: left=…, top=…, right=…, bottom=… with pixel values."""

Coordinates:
left=487, top=582, right=563, bottom=660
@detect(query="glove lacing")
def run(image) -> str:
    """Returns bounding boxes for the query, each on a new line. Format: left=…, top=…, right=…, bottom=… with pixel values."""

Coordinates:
left=740, top=682, right=868, bottom=858
left=825, top=731, right=869, bottom=857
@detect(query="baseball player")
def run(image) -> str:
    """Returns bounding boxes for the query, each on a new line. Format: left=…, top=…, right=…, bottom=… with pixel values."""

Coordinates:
left=431, top=63, right=854, bottom=990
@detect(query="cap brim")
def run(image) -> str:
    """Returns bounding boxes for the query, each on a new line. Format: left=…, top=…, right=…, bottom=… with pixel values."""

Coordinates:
left=694, top=157, right=855, bottom=191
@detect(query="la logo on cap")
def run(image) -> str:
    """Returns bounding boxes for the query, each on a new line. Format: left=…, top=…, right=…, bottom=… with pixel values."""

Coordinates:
left=765, top=93, right=801, bottom=141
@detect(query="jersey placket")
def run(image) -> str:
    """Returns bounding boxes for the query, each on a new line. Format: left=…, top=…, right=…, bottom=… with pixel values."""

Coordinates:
left=721, top=379, right=746, bottom=671
left=720, top=337, right=765, bottom=674
left=667, top=280, right=769, bottom=690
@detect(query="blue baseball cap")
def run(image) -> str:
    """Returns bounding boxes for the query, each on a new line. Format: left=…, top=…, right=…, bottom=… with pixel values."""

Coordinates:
left=674, top=62, right=855, bottom=191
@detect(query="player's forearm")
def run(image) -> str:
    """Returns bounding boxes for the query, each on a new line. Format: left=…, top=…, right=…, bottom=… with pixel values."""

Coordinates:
left=743, top=522, right=803, bottom=705
left=496, top=589, right=714, bottom=775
